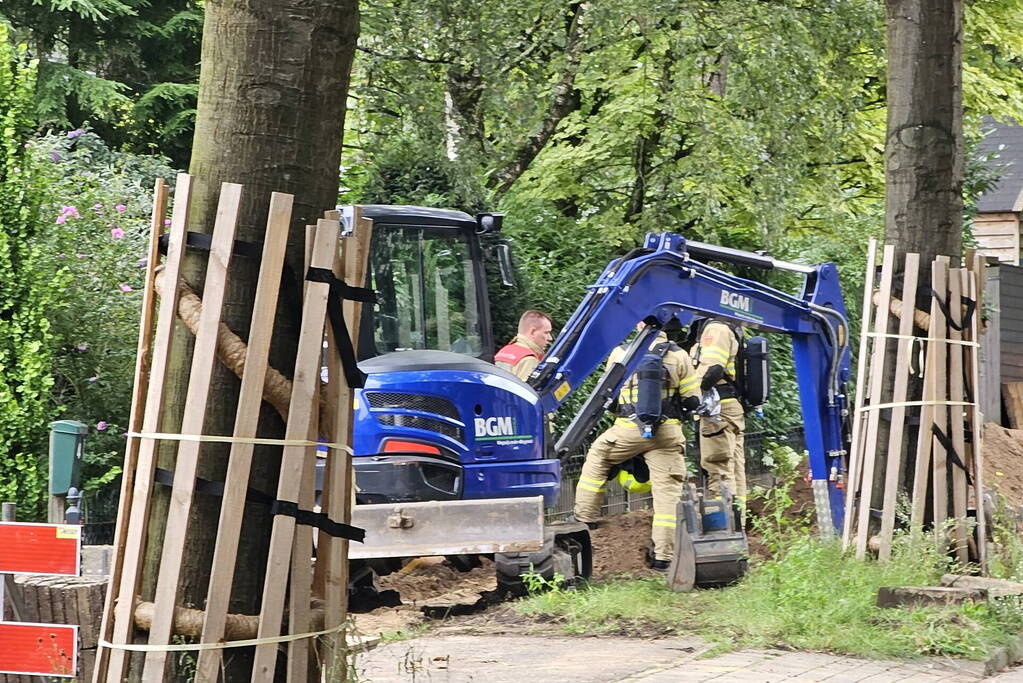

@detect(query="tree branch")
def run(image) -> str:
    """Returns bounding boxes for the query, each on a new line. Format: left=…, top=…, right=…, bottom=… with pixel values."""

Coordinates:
left=489, top=1, right=590, bottom=198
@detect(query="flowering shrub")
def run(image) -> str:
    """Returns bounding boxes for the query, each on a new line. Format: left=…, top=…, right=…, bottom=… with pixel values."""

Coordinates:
left=32, top=130, right=176, bottom=495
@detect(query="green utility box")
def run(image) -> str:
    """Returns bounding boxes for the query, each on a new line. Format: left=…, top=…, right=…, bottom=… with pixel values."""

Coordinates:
left=49, top=420, right=86, bottom=495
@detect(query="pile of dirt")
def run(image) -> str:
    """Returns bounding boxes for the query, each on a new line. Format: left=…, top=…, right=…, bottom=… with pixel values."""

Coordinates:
left=588, top=509, right=658, bottom=579
left=354, top=557, right=497, bottom=638
left=983, top=423, right=1023, bottom=508
left=377, top=557, right=496, bottom=603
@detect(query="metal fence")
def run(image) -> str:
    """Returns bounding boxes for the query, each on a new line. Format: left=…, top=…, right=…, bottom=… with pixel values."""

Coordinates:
left=548, top=426, right=806, bottom=521
left=81, top=483, right=120, bottom=545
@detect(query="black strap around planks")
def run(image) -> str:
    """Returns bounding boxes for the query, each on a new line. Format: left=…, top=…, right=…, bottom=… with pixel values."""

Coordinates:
left=157, top=231, right=376, bottom=389
left=153, top=467, right=365, bottom=542
left=930, top=425, right=973, bottom=485
left=271, top=500, right=365, bottom=543
left=306, top=266, right=375, bottom=389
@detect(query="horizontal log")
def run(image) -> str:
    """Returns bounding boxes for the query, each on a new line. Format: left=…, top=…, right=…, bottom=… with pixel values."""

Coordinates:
left=133, top=600, right=324, bottom=640
left=872, top=290, right=930, bottom=331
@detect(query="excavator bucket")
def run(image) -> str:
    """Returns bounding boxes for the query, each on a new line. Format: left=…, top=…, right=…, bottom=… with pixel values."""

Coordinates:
left=667, top=484, right=748, bottom=591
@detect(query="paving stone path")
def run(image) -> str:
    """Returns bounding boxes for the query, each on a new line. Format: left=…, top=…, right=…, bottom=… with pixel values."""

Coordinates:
left=354, top=633, right=1010, bottom=682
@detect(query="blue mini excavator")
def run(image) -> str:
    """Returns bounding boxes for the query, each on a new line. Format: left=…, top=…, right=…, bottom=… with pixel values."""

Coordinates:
left=341, top=206, right=851, bottom=592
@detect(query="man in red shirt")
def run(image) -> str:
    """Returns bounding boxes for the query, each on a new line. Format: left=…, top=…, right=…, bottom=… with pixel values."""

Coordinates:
left=494, top=310, right=553, bottom=380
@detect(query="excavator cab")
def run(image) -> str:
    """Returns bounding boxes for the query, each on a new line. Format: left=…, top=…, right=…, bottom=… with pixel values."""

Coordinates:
left=344, top=205, right=509, bottom=361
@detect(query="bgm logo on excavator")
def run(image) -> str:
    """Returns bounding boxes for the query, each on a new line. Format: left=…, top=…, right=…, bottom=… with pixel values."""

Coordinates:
left=474, top=416, right=516, bottom=438
left=720, top=290, right=752, bottom=313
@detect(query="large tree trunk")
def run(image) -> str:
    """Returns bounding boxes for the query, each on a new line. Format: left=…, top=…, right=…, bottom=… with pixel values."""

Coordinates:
left=884, top=0, right=963, bottom=262
left=873, top=0, right=963, bottom=521
left=141, top=1, right=358, bottom=679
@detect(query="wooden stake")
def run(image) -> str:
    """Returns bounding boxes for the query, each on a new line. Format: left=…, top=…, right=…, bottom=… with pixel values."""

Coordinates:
left=843, top=238, right=878, bottom=550
left=947, top=269, right=970, bottom=563
left=323, top=211, right=373, bottom=671
left=855, top=244, right=896, bottom=559
left=251, top=221, right=338, bottom=683
left=930, top=257, right=951, bottom=548
left=194, top=193, right=294, bottom=682
left=910, top=260, right=947, bottom=534
left=967, top=258, right=988, bottom=571
left=877, top=252, right=920, bottom=561
left=93, top=178, right=168, bottom=683
left=105, top=173, right=193, bottom=683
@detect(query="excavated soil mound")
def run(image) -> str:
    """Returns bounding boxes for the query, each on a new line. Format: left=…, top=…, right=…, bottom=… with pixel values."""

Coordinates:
left=983, top=423, right=1023, bottom=508
left=589, top=509, right=658, bottom=579
left=377, top=558, right=496, bottom=603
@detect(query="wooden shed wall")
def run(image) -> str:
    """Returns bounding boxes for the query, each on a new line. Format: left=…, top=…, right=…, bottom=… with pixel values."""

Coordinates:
left=973, top=212, right=1020, bottom=264
left=1000, top=263, right=1023, bottom=384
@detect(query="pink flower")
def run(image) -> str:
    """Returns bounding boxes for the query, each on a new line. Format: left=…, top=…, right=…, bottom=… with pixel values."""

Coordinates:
left=57, top=253, right=66, bottom=258
left=115, top=204, right=127, bottom=213
left=136, top=257, right=149, bottom=267
left=50, top=151, right=60, bottom=162
left=55, top=215, right=67, bottom=225
left=96, top=421, right=108, bottom=431
left=110, top=227, right=125, bottom=239
left=76, top=253, right=87, bottom=259
left=93, top=203, right=103, bottom=212
left=118, top=284, right=133, bottom=293
left=163, top=218, right=171, bottom=226
left=67, top=129, right=84, bottom=139
left=87, top=376, right=98, bottom=382
left=61, top=206, right=79, bottom=218
left=76, top=344, right=88, bottom=351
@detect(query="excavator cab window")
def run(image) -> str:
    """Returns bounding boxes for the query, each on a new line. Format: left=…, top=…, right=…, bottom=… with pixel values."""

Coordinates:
left=364, top=225, right=485, bottom=357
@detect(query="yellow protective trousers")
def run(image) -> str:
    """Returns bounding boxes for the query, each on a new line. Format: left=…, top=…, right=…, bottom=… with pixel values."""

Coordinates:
left=573, top=422, right=686, bottom=561
left=698, top=398, right=746, bottom=505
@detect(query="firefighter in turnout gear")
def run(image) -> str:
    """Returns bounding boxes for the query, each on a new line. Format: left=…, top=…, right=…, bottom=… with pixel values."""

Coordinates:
left=692, top=318, right=747, bottom=514
left=572, top=323, right=701, bottom=570
left=494, top=310, right=553, bottom=380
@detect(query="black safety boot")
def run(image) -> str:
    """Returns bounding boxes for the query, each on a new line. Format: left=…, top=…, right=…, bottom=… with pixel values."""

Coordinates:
left=651, top=559, right=670, bottom=572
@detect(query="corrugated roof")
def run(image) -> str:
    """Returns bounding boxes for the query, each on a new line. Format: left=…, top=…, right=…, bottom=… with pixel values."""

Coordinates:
left=977, top=117, right=1023, bottom=213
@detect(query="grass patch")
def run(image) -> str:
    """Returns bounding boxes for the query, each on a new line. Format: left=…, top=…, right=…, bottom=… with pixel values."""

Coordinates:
left=515, top=537, right=1023, bottom=659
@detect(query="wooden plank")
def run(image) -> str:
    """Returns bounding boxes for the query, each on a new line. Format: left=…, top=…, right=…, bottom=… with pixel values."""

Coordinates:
left=843, top=238, right=878, bottom=550
left=854, top=244, right=896, bottom=559
left=286, top=222, right=330, bottom=683
left=251, top=221, right=338, bottom=683
left=910, top=260, right=948, bottom=535
left=967, top=260, right=988, bottom=571
left=877, top=252, right=920, bottom=561
left=1003, top=383, right=1023, bottom=429
left=947, top=269, right=969, bottom=563
left=194, top=192, right=294, bottom=682
left=142, top=182, right=243, bottom=679
left=323, top=211, right=373, bottom=671
left=94, top=177, right=168, bottom=682
left=930, top=257, right=951, bottom=549
left=105, top=172, right=192, bottom=683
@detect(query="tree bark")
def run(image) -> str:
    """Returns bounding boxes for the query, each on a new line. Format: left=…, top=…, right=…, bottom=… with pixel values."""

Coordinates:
left=141, top=1, right=358, bottom=679
left=875, top=0, right=963, bottom=523
left=884, top=0, right=964, bottom=263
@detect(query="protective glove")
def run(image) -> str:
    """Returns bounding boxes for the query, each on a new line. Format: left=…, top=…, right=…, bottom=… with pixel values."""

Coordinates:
left=700, top=364, right=725, bottom=391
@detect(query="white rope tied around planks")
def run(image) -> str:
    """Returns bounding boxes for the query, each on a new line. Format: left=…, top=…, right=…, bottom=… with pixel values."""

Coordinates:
left=97, top=622, right=346, bottom=652
left=126, top=431, right=353, bottom=453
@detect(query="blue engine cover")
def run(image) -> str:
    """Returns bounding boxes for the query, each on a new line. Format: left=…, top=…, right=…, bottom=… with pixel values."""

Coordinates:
left=352, top=350, right=560, bottom=506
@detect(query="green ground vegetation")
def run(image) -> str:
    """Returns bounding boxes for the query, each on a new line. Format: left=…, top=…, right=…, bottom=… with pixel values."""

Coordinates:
left=516, top=463, right=1023, bottom=661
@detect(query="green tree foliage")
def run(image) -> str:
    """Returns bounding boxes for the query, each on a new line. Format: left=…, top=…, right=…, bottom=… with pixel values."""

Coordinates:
left=345, top=0, right=1023, bottom=434
left=0, top=30, right=63, bottom=515
left=0, top=0, right=201, bottom=166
